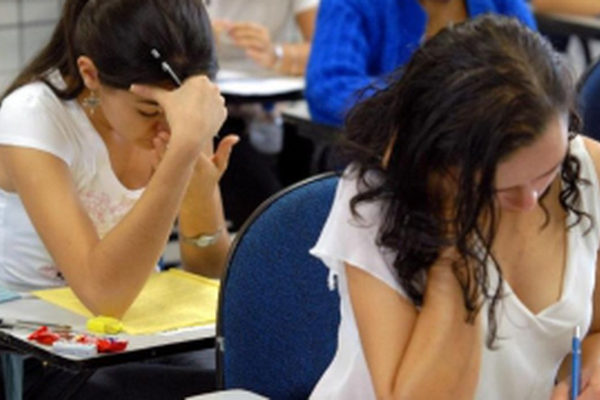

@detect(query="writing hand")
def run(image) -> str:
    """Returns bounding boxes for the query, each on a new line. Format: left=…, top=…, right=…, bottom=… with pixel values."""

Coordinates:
left=227, top=22, right=278, bottom=69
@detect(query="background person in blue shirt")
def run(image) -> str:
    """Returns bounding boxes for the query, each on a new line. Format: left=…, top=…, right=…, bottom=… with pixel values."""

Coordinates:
left=305, top=0, right=537, bottom=127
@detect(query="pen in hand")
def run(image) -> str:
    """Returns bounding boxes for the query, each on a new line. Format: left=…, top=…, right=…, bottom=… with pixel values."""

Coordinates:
left=149, top=48, right=222, bottom=140
left=150, top=48, right=182, bottom=87
left=571, top=325, right=581, bottom=400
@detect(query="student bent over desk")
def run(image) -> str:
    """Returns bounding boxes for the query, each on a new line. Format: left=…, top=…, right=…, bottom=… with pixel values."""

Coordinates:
left=0, top=0, right=237, bottom=397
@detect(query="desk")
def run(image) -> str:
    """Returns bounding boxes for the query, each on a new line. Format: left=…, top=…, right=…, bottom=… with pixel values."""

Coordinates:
left=281, top=101, right=338, bottom=142
left=0, top=296, right=215, bottom=371
left=535, top=12, right=600, bottom=41
left=281, top=101, right=340, bottom=174
left=216, top=69, right=304, bottom=103
left=186, top=389, right=267, bottom=399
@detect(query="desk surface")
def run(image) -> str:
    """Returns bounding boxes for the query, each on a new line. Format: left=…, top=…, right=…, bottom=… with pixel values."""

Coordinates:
left=0, top=296, right=215, bottom=370
left=217, top=69, right=304, bottom=103
left=281, top=101, right=339, bottom=141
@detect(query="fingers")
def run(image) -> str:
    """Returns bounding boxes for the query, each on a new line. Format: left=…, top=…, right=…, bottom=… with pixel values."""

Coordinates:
left=578, top=366, right=600, bottom=400
left=234, top=37, right=269, bottom=52
left=246, top=48, right=269, bottom=65
left=228, top=22, right=265, bottom=37
left=549, top=381, right=568, bottom=400
left=212, top=134, right=240, bottom=175
left=129, top=84, right=169, bottom=104
left=228, top=23, right=270, bottom=50
left=150, top=131, right=170, bottom=171
left=212, top=19, right=232, bottom=31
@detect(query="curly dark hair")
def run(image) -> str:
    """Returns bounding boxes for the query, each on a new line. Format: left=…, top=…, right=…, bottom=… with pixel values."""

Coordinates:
left=342, top=15, right=592, bottom=348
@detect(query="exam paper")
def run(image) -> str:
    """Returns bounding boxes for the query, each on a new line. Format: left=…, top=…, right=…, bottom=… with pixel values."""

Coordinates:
left=32, top=269, right=219, bottom=335
left=216, top=68, right=304, bottom=96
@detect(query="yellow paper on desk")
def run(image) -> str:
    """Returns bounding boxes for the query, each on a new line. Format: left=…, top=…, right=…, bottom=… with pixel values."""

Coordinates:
left=31, top=269, right=219, bottom=335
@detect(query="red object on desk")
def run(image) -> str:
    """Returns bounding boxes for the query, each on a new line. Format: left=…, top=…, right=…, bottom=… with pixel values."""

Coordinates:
left=27, top=326, right=61, bottom=345
left=28, top=326, right=128, bottom=353
left=96, top=337, right=128, bottom=353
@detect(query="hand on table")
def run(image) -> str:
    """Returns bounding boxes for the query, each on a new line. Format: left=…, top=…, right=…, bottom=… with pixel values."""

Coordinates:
left=226, top=21, right=279, bottom=69
left=551, top=366, right=600, bottom=399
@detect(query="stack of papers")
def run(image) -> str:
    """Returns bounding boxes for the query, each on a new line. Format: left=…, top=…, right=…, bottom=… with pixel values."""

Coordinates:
left=32, top=269, right=219, bottom=335
left=216, top=69, right=304, bottom=96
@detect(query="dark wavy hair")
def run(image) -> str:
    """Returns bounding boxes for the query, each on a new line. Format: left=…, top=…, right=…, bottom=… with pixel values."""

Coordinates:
left=1, top=0, right=216, bottom=101
left=343, top=15, right=591, bottom=347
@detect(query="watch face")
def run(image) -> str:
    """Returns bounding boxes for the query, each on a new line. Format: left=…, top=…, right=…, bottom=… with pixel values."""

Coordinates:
left=195, top=236, right=214, bottom=247
left=183, top=228, right=222, bottom=247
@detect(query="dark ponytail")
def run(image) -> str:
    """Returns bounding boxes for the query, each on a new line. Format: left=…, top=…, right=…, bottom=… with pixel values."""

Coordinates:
left=2, top=0, right=91, bottom=101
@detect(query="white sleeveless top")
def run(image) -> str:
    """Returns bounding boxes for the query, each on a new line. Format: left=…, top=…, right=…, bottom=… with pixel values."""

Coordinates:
left=309, top=136, right=600, bottom=400
left=0, top=80, right=143, bottom=291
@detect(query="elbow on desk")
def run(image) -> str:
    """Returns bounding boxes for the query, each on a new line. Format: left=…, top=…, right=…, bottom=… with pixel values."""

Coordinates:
left=81, top=288, right=137, bottom=319
left=69, top=277, right=141, bottom=319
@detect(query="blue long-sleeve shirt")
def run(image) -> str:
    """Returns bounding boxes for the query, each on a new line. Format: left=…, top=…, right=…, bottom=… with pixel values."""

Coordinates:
left=305, top=0, right=537, bottom=126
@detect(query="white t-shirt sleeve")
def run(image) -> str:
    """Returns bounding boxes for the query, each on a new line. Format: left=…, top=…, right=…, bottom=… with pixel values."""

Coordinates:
left=293, top=0, right=318, bottom=14
left=0, top=83, right=75, bottom=165
left=310, top=172, right=408, bottom=298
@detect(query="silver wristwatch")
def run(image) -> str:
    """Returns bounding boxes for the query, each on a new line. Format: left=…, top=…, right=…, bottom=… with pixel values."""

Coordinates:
left=181, top=227, right=223, bottom=248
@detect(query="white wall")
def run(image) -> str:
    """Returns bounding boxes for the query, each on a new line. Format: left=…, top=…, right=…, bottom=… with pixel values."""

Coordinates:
left=0, top=0, right=63, bottom=92
left=0, top=3, right=596, bottom=91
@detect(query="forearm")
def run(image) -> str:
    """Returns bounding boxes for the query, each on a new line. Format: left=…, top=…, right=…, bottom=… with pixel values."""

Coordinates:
left=78, top=146, right=199, bottom=317
left=393, top=268, right=481, bottom=399
left=532, top=0, right=600, bottom=16
left=274, top=43, right=310, bottom=76
left=179, top=182, right=230, bottom=278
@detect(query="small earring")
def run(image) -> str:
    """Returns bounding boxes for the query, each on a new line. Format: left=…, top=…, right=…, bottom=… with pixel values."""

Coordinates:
left=81, top=90, right=100, bottom=115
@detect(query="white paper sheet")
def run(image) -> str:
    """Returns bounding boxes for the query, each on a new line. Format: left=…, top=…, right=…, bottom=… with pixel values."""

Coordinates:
left=216, top=69, right=304, bottom=96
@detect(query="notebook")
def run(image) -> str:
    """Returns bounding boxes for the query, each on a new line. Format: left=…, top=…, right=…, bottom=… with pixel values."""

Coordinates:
left=32, top=269, right=219, bottom=334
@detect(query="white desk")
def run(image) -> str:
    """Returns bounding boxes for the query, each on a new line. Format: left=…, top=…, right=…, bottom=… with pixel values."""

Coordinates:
left=216, top=69, right=304, bottom=103
left=535, top=12, right=600, bottom=39
left=186, top=389, right=267, bottom=399
left=0, top=296, right=215, bottom=370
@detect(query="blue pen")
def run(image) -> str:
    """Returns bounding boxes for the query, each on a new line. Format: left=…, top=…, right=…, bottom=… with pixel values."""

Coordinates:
left=571, top=325, right=581, bottom=400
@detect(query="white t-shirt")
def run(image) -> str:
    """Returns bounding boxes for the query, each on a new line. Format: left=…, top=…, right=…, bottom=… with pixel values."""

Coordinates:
left=207, top=0, right=318, bottom=73
left=310, top=135, right=600, bottom=400
left=0, top=80, right=143, bottom=291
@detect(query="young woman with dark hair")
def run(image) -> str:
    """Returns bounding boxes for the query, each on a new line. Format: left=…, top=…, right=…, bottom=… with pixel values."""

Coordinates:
left=311, top=15, right=600, bottom=400
left=0, top=0, right=237, bottom=397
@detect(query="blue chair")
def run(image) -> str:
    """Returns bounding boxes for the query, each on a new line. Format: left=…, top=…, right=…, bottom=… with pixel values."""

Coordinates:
left=216, top=172, right=340, bottom=400
left=577, top=57, right=600, bottom=141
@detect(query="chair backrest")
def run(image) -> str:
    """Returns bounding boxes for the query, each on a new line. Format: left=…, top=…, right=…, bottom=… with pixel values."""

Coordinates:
left=217, top=172, right=340, bottom=400
left=578, top=57, right=600, bottom=141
